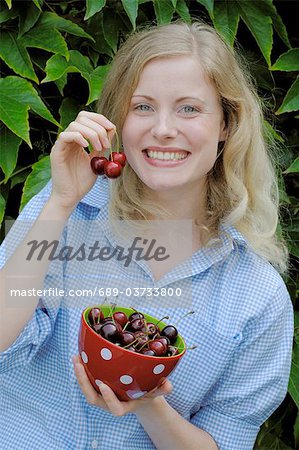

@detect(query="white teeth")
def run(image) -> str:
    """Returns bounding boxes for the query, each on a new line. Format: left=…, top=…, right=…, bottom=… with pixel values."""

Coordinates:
left=146, top=150, right=188, bottom=161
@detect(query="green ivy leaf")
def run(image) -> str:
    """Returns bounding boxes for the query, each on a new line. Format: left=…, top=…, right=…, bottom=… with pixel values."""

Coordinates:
left=284, top=157, right=299, bottom=174
left=196, top=0, right=214, bottom=19
left=0, top=30, right=39, bottom=82
left=42, top=50, right=110, bottom=105
left=0, top=192, right=6, bottom=227
left=0, top=76, right=61, bottom=148
left=236, top=0, right=273, bottom=66
left=213, top=0, right=239, bottom=46
left=263, top=120, right=284, bottom=144
left=14, top=2, right=41, bottom=37
left=276, top=76, right=299, bottom=115
left=271, top=49, right=299, bottom=72
left=84, top=0, right=106, bottom=21
left=288, top=338, right=299, bottom=409
left=32, top=0, right=43, bottom=11
left=153, top=0, right=175, bottom=24
left=19, top=25, right=69, bottom=60
left=102, top=10, right=122, bottom=53
left=121, top=0, right=138, bottom=29
left=88, top=64, right=111, bottom=104
left=86, top=12, right=114, bottom=58
left=20, top=156, right=51, bottom=211
left=259, top=0, right=291, bottom=49
left=4, top=0, right=12, bottom=9
left=175, top=0, right=191, bottom=24
left=37, top=11, right=95, bottom=42
left=0, top=7, right=18, bottom=24
left=58, top=97, right=82, bottom=132
left=0, top=124, right=22, bottom=182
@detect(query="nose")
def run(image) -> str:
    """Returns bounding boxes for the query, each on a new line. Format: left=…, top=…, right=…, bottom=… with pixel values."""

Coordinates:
left=150, top=112, right=178, bottom=141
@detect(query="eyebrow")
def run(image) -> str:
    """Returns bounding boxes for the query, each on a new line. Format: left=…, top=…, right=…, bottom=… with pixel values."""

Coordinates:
left=132, top=94, right=207, bottom=106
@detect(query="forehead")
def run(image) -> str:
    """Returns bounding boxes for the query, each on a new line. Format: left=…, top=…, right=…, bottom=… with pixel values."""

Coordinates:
left=134, top=56, right=219, bottom=101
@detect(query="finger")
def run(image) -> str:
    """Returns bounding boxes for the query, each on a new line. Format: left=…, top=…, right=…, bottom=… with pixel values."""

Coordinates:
left=146, top=379, right=173, bottom=399
left=53, top=131, right=89, bottom=150
left=98, top=383, right=128, bottom=417
left=77, top=111, right=116, bottom=131
left=76, top=116, right=111, bottom=150
left=72, top=356, right=106, bottom=408
left=67, top=122, right=103, bottom=152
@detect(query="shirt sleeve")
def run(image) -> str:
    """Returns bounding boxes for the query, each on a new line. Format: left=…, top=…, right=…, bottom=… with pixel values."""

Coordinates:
left=0, top=180, right=66, bottom=373
left=190, top=283, right=294, bottom=450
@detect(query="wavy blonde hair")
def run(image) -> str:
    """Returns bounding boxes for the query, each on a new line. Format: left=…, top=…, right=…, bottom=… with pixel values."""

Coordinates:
left=96, top=19, right=288, bottom=273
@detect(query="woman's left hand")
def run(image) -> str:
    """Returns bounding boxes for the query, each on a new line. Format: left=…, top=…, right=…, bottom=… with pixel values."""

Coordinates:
left=72, top=355, right=173, bottom=416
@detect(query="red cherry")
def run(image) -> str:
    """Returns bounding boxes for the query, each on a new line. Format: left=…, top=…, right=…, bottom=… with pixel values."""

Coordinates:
left=90, top=156, right=108, bottom=175
left=104, top=161, right=122, bottom=178
left=113, top=311, right=128, bottom=328
left=109, top=152, right=126, bottom=167
left=149, top=340, right=167, bottom=356
left=88, top=307, right=104, bottom=326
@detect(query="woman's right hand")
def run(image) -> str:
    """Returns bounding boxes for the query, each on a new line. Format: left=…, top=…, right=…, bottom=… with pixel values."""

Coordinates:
left=49, top=111, right=116, bottom=212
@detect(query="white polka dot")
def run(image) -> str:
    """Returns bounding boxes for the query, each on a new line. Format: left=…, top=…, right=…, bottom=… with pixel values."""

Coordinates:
left=120, top=374, right=133, bottom=385
left=95, top=379, right=103, bottom=387
left=153, top=364, right=165, bottom=374
left=127, top=390, right=148, bottom=399
left=100, top=348, right=112, bottom=360
left=81, top=351, right=88, bottom=364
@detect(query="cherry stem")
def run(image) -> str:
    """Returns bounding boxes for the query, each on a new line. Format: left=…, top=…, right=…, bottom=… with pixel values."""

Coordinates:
left=174, top=311, right=195, bottom=327
left=123, top=337, right=139, bottom=349
left=122, top=320, right=130, bottom=332
left=155, top=316, right=169, bottom=327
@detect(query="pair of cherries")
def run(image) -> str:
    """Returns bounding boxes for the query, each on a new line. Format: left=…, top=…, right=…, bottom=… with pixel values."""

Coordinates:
left=91, top=152, right=126, bottom=178
left=90, top=130, right=126, bottom=179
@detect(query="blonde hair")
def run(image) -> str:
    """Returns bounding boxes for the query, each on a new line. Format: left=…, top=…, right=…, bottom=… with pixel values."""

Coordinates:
left=96, top=19, right=288, bottom=273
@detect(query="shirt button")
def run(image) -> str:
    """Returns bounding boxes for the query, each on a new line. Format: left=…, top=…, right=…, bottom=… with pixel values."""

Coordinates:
left=91, top=439, right=98, bottom=448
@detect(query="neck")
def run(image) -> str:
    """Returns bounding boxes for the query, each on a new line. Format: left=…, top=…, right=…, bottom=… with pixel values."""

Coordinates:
left=143, top=183, right=210, bottom=250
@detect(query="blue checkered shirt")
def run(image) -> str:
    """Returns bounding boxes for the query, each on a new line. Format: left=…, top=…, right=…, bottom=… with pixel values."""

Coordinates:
left=0, top=176, right=294, bottom=450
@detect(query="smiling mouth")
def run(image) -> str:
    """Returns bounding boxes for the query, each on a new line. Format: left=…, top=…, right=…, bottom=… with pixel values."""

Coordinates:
left=143, top=149, right=189, bottom=161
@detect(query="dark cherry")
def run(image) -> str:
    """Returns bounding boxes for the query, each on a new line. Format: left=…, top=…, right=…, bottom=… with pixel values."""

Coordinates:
left=99, top=322, right=120, bottom=342
left=119, top=331, right=135, bottom=347
left=127, top=346, right=136, bottom=352
left=90, top=156, right=108, bottom=175
left=88, top=307, right=104, bottom=326
left=140, top=348, right=156, bottom=356
left=166, top=346, right=179, bottom=357
left=93, top=323, right=103, bottom=333
left=147, top=322, right=159, bottom=339
left=149, top=340, right=167, bottom=356
left=161, top=325, right=178, bottom=345
left=104, top=161, right=122, bottom=178
left=129, top=311, right=144, bottom=322
left=133, top=331, right=149, bottom=350
left=156, top=336, right=170, bottom=348
left=113, top=311, right=128, bottom=328
left=109, top=151, right=126, bottom=167
left=129, top=318, right=147, bottom=333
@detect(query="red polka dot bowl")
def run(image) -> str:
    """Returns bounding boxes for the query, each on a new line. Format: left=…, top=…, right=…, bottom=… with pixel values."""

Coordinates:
left=78, top=305, right=186, bottom=401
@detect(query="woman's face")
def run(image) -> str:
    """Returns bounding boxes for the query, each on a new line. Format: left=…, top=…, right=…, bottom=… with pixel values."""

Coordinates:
left=122, top=56, right=227, bottom=196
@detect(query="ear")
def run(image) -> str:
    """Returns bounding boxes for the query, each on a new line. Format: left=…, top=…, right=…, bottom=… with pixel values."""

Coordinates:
left=219, top=117, right=228, bottom=142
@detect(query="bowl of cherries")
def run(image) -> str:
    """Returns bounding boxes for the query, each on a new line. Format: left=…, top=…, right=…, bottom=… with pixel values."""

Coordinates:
left=78, top=304, right=189, bottom=401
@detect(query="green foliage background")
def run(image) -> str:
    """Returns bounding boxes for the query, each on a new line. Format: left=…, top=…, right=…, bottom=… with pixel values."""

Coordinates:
left=0, top=0, right=298, bottom=447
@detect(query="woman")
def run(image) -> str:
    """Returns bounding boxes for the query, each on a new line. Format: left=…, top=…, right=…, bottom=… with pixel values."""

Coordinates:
left=0, top=20, right=293, bottom=450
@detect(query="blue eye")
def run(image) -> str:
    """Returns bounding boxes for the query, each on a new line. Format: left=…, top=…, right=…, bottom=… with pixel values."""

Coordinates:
left=181, top=105, right=198, bottom=113
left=135, top=104, right=151, bottom=111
